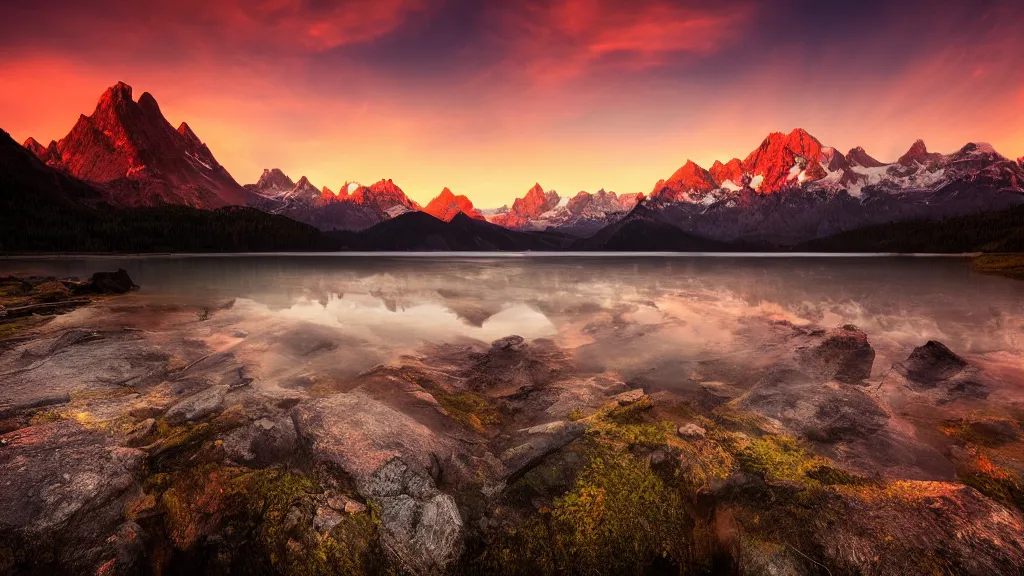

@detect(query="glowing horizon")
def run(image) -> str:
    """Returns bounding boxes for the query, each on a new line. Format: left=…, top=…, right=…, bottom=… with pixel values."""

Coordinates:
left=2, top=0, right=1022, bottom=207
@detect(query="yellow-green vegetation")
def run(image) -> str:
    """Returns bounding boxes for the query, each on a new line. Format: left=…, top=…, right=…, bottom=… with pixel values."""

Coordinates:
left=587, top=396, right=676, bottom=447
left=566, top=407, right=586, bottom=421
left=738, top=435, right=861, bottom=487
left=432, top=390, right=501, bottom=433
left=476, top=444, right=692, bottom=575
left=0, top=322, right=18, bottom=340
left=141, top=463, right=385, bottom=575
left=972, top=253, right=1024, bottom=280
left=235, top=469, right=383, bottom=575
left=29, top=281, right=72, bottom=303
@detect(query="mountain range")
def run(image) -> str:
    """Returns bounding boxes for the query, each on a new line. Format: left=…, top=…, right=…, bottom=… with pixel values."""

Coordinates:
left=9, top=81, right=1024, bottom=252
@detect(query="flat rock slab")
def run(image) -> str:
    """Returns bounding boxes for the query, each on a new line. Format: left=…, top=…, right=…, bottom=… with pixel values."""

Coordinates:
left=500, top=420, right=585, bottom=480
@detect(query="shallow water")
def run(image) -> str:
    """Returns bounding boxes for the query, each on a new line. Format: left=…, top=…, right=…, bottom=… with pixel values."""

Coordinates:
left=3, top=254, right=1023, bottom=388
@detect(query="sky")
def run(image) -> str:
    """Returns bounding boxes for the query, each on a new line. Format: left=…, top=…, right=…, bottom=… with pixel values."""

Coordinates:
left=1, top=0, right=1023, bottom=207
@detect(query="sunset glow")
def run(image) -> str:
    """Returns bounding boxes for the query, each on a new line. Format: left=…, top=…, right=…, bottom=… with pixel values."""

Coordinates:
left=2, top=0, right=1022, bottom=206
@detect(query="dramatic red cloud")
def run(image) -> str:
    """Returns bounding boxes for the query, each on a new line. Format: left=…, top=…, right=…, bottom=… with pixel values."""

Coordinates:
left=495, top=0, right=750, bottom=83
left=1, top=1, right=1023, bottom=207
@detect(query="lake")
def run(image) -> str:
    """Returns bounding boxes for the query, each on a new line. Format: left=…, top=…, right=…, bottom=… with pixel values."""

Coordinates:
left=2, top=254, right=1024, bottom=574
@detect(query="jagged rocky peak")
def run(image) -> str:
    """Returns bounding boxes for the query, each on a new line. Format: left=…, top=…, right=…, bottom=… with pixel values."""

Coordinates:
left=35, top=80, right=249, bottom=207
left=897, top=139, right=942, bottom=167
left=177, top=122, right=200, bottom=144
left=710, top=158, right=744, bottom=186
left=846, top=146, right=885, bottom=168
left=22, top=137, right=59, bottom=163
left=255, top=168, right=295, bottom=192
left=425, top=187, right=485, bottom=221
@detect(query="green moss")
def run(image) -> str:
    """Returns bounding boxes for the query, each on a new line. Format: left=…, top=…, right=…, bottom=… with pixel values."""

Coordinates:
left=233, top=469, right=383, bottom=576
left=567, top=407, right=585, bottom=421
left=432, top=390, right=501, bottom=433
left=0, top=323, right=18, bottom=340
left=471, top=445, right=691, bottom=575
left=738, top=435, right=861, bottom=487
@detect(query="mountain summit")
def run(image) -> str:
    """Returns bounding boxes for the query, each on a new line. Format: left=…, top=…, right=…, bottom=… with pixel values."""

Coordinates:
left=424, top=187, right=485, bottom=221
left=22, top=81, right=249, bottom=208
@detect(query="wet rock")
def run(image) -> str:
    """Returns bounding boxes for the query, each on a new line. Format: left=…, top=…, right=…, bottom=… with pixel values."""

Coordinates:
left=800, top=324, right=875, bottom=383
left=898, top=341, right=968, bottom=385
left=466, top=336, right=566, bottom=395
left=0, top=421, right=144, bottom=572
left=895, top=341, right=989, bottom=402
left=83, top=269, right=138, bottom=295
left=94, top=521, right=147, bottom=576
left=490, top=335, right=526, bottom=351
left=164, top=385, right=229, bottom=424
left=500, top=420, right=586, bottom=480
left=221, top=415, right=299, bottom=467
left=738, top=368, right=888, bottom=443
left=677, top=423, right=706, bottom=439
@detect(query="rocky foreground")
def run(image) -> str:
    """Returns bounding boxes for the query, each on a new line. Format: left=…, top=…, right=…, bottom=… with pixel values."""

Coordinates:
left=1, top=276, right=1023, bottom=575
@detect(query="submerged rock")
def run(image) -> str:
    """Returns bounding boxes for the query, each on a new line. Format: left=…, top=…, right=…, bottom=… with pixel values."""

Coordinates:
left=800, top=324, right=875, bottom=383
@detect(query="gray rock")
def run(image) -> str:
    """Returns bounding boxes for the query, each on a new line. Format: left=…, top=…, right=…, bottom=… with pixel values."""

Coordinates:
left=0, top=421, right=144, bottom=571
left=369, top=459, right=464, bottom=575
left=221, top=415, right=298, bottom=467
left=164, top=385, right=229, bottom=424
left=500, top=420, right=585, bottom=480
left=677, top=423, right=706, bottom=439
left=610, top=389, right=646, bottom=406
left=293, top=392, right=467, bottom=574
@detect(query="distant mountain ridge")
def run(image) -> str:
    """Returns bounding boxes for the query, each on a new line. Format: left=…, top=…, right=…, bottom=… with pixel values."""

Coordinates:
left=11, top=81, right=1024, bottom=250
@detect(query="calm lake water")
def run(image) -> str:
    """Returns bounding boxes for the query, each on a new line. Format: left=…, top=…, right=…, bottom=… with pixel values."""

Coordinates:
left=3, top=254, right=1023, bottom=391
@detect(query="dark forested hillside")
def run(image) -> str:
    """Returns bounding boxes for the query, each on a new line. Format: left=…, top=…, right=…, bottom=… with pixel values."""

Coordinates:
left=1, top=129, right=334, bottom=253
left=799, top=205, right=1024, bottom=253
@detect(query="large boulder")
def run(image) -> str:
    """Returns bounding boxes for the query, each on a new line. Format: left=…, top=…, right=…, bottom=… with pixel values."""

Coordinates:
left=800, top=324, right=875, bottom=383
left=897, top=340, right=968, bottom=385
left=895, top=341, right=988, bottom=401
left=0, top=421, right=144, bottom=573
left=292, top=391, right=468, bottom=574
left=84, top=269, right=138, bottom=294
